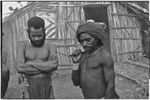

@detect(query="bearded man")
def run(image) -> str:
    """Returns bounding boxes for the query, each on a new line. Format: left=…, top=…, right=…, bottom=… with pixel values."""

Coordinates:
left=16, top=16, right=58, bottom=99
left=71, top=21, right=119, bottom=99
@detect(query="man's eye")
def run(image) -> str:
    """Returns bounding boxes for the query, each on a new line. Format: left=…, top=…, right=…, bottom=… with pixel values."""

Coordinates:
left=80, top=40, right=84, bottom=43
left=33, top=35, right=36, bottom=37
left=86, top=38, right=91, bottom=42
left=39, top=35, right=43, bottom=37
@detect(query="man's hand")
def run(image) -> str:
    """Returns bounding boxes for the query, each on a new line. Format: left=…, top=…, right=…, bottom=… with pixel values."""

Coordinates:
left=70, top=49, right=82, bottom=63
left=49, top=55, right=57, bottom=61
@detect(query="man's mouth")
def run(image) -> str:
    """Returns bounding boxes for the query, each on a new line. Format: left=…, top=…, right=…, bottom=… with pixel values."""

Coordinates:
left=31, top=40, right=44, bottom=47
left=34, top=40, right=41, bottom=43
left=83, top=46, right=91, bottom=52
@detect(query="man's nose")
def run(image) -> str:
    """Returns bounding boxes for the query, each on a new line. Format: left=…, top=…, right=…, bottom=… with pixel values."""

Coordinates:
left=83, top=41, right=87, bottom=46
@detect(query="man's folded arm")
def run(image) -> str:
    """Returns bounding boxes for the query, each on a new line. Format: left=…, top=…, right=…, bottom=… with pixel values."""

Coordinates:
left=25, top=44, right=59, bottom=72
left=16, top=63, right=43, bottom=75
left=16, top=42, right=42, bottom=75
left=26, top=56, right=58, bottom=72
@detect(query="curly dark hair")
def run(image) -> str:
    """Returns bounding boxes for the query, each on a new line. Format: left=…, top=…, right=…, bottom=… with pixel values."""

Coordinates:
left=27, top=16, right=45, bottom=31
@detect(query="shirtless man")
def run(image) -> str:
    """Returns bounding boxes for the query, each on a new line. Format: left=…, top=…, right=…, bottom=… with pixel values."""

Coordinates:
left=71, top=21, right=119, bottom=99
left=16, top=16, right=58, bottom=99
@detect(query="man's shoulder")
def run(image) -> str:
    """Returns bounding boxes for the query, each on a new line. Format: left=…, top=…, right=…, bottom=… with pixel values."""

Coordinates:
left=18, top=40, right=30, bottom=47
left=97, top=48, right=111, bottom=58
left=98, top=48, right=114, bottom=65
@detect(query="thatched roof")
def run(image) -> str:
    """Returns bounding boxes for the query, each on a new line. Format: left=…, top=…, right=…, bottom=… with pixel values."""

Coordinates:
left=3, top=1, right=149, bottom=26
left=131, top=1, right=149, bottom=11
left=120, top=1, right=149, bottom=26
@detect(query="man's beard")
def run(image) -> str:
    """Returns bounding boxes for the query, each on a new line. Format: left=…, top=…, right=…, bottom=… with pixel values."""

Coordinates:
left=83, top=42, right=99, bottom=54
left=84, top=45, right=99, bottom=54
left=29, top=37, right=45, bottom=47
left=83, top=46, right=91, bottom=52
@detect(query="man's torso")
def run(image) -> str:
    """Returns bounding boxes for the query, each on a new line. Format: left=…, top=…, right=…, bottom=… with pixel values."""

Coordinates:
left=79, top=48, right=109, bottom=98
left=23, top=41, right=52, bottom=79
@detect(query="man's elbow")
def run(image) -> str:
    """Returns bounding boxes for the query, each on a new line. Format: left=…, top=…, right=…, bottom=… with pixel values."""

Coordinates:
left=16, top=64, right=24, bottom=73
left=52, top=62, right=58, bottom=70
left=16, top=67, right=23, bottom=73
left=53, top=59, right=59, bottom=69
left=46, top=62, right=58, bottom=72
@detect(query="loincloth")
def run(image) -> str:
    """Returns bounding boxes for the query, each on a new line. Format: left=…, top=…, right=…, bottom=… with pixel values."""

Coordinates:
left=26, top=77, right=54, bottom=99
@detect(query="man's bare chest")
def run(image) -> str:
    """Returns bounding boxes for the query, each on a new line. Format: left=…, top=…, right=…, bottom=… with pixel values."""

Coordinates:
left=80, top=54, right=105, bottom=84
left=80, top=54, right=103, bottom=69
left=25, top=46, right=50, bottom=61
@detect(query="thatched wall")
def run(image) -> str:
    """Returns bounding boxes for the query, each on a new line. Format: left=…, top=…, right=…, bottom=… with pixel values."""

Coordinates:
left=2, top=21, right=15, bottom=73
left=108, top=2, right=143, bottom=63
left=2, top=1, right=145, bottom=73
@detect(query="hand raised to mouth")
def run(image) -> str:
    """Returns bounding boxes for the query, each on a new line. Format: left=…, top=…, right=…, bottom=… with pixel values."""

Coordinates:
left=70, top=49, right=83, bottom=63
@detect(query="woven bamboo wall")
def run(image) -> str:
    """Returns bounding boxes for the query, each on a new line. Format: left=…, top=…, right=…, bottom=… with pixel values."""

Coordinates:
left=2, top=21, right=15, bottom=73
left=56, top=2, right=85, bottom=66
left=108, top=2, right=143, bottom=63
left=2, top=2, right=144, bottom=73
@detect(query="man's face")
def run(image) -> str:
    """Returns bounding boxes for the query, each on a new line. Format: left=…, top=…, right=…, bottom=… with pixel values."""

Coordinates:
left=80, top=33, right=98, bottom=53
left=28, top=27, right=45, bottom=47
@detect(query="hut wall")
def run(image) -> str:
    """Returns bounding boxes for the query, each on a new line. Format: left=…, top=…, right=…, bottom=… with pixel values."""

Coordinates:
left=108, top=2, right=143, bottom=63
left=56, top=2, right=85, bottom=66
left=2, top=21, right=15, bottom=74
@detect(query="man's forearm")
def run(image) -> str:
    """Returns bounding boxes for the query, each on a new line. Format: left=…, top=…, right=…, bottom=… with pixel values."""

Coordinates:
left=17, top=63, right=42, bottom=75
left=105, top=82, right=117, bottom=99
left=26, top=60, right=58, bottom=72
left=21, top=69, right=41, bottom=75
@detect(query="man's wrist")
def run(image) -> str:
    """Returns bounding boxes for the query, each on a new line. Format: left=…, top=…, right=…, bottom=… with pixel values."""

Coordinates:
left=72, top=63, right=79, bottom=70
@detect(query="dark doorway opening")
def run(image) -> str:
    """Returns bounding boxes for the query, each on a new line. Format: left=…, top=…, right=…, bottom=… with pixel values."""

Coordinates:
left=83, top=5, right=111, bottom=54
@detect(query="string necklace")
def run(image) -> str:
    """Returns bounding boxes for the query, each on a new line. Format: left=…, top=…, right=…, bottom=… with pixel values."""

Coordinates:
left=86, top=46, right=104, bottom=57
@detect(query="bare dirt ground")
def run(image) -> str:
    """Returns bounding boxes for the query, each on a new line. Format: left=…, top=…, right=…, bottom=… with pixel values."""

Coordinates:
left=4, top=62, right=149, bottom=99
